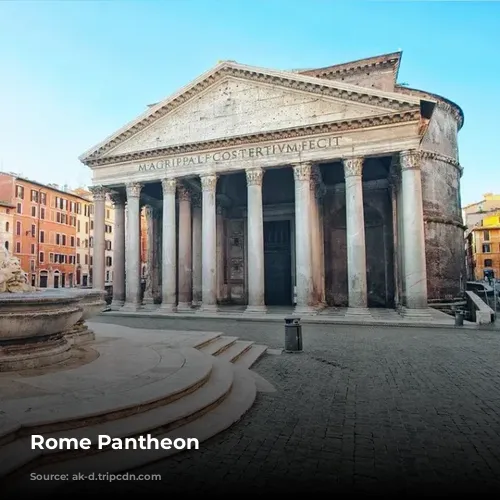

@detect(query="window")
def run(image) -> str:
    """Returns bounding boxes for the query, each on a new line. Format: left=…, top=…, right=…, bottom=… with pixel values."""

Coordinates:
left=16, top=221, right=21, bottom=236
left=77, top=220, right=80, bottom=231
left=106, top=209, right=110, bottom=219
left=483, top=244, right=491, bottom=253
left=85, top=222, right=89, bottom=234
left=39, top=230, right=45, bottom=243
left=49, top=252, right=54, bottom=263
left=106, top=256, right=112, bottom=266
left=70, top=236, right=75, bottom=247
left=106, top=270, right=110, bottom=282
left=16, top=185, right=24, bottom=199
left=30, top=260, right=35, bottom=271
left=484, top=230, right=490, bottom=241
left=62, top=234, right=66, bottom=246
left=16, top=203, right=22, bottom=214
left=85, top=254, right=88, bottom=265
left=30, top=244, right=35, bottom=254
left=89, top=237, right=93, bottom=248
left=90, top=220, right=94, bottom=230
left=5, top=221, right=8, bottom=232
left=77, top=253, right=80, bottom=264
left=56, top=212, right=61, bottom=223
left=31, top=190, right=39, bottom=202
left=4, top=241, right=9, bottom=250
left=31, top=206, right=36, bottom=217
left=40, top=251, right=44, bottom=263
left=40, top=192, right=47, bottom=205
left=106, top=240, right=112, bottom=250
left=40, top=207, right=45, bottom=219
left=16, top=241, right=21, bottom=253
left=76, top=237, right=80, bottom=247
left=31, top=224, right=36, bottom=237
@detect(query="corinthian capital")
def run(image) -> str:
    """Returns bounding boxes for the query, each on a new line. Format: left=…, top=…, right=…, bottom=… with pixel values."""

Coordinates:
left=246, top=168, right=264, bottom=187
left=400, top=150, right=422, bottom=171
left=200, top=174, right=217, bottom=193
left=89, top=185, right=107, bottom=201
left=109, top=191, right=125, bottom=207
left=177, top=185, right=191, bottom=202
left=125, top=182, right=142, bottom=199
left=343, top=157, right=364, bottom=178
left=161, top=177, right=176, bottom=195
left=293, top=162, right=312, bottom=182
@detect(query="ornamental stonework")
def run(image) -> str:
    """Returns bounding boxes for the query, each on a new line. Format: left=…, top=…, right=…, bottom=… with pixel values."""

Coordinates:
left=177, top=185, right=191, bottom=202
left=343, top=158, right=364, bottom=177
left=400, top=150, right=421, bottom=171
left=161, top=177, right=176, bottom=194
left=126, top=182, right=142, bottom=198
left=293, top=163, right=312, bottom=182
left=109, top=191, right=125, bottom=206
left=89, top=185, right=107, bottom=201
left=246, top=168, right=264, bottom=187
left=200, top=174, right=217, bottom=192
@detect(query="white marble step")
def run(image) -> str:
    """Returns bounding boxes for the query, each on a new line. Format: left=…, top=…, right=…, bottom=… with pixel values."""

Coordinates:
left=7, top=366, right=257, bottom=493
left=199, top=336, right=238, bottom=356
left=3, top=347, right=212, bottom=437
left=0, top=357, right=234, bottom=478
left=216, top=340, right=254, bottom=363
left=233, top=344, right=268, bottom=369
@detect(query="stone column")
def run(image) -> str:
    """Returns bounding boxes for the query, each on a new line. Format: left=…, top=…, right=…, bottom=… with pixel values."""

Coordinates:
left=142, top=204, right=156, bottom=309
left=152, top=207, right=161, bottom=303
left=400, top=150, right=428, bottom=309
left=89, top=185, right=107, bottom=290
left=216, top=204, right=225, bottom=302
left=200, top=174, right=218, bottom=312
left=191, top=193, right=202, bottom=306
left=123, top=182, right=142, bottom=310
left=310, top=166, right=325, bottom=308
left=177, top=185, right=192, bottom=311
left=245, top=167, right=266, bottom=313
left=160, top=177, right=177, bottom=312
left=293, top=163, right=315, bottom=314
left=109, top=191, right=126, bottom=309
left=343, top=157, right=368, bottom=312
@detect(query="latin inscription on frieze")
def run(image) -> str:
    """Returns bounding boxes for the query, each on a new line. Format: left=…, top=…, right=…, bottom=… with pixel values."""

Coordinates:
left=137, top=136, right=341, bottom=172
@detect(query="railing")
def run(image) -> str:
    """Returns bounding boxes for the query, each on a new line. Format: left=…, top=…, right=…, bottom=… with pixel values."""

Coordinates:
left=465, top=291, right=496, bottom=325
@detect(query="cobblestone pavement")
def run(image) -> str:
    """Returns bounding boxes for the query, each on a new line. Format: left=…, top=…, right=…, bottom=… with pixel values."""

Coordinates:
left=51, top=317, right=500, bottom=494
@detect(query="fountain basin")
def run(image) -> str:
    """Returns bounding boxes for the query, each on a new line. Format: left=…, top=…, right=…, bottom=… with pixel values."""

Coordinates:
left=0, top=290, right=83, bottom=372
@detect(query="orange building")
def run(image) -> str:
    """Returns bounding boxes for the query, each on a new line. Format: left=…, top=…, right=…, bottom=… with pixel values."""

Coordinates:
left=0, top=173, right=88, bottom=288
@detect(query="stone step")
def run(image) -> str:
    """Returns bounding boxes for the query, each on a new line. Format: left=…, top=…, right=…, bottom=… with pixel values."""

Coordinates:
left=199, top=336, right=238, bottom=356
left=1, top=347, right=212, bottom=441
left=216, top=340, right=254, bottom=364
left=0, top=357, right=234, bottom=479
left=233, top=344, right=268, bottom=369
left=6, top=366, right=258, bottom=493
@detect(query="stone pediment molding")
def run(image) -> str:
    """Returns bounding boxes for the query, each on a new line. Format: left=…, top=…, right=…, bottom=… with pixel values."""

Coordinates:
left=86, top=109, right=420, bottom=167
left=80, top=61, right=422, bottom=165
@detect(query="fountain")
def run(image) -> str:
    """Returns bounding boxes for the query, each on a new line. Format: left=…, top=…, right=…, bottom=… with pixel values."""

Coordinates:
left=0, top=246, right=106, bottom=372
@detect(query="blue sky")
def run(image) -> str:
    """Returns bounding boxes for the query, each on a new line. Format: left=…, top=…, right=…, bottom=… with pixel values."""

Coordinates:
left=0, top=0, right=498, bottom=205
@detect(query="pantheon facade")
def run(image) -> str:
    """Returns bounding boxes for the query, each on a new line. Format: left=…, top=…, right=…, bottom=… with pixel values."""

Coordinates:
left=80, top=52, right=465, bottom=315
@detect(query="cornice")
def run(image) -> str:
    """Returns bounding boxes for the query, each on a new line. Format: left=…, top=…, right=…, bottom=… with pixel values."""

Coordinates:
left=81, top=65, right=419, bottom=164
left=87, top=110, right=420, bottom=168
left=420, top=150, right=463, bottom=175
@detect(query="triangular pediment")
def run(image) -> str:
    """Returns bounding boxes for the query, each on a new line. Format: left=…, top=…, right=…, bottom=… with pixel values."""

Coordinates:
left=81, top=62, right=421, bottom=164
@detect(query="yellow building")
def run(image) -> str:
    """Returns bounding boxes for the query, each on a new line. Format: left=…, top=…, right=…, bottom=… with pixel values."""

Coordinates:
left=72, top=187, right=115, bottom=287
left=467, top=212, right=500, bottom=281
left=0, top=201, right=14, bottom=252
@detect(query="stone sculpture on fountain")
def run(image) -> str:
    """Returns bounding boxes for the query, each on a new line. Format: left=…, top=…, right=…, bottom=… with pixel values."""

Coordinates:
left=0, top=245, right=35, bottom=293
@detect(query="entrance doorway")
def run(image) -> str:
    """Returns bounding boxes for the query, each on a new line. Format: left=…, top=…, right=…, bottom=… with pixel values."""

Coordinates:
left=264, top=220, right=292, bottom=305
left=54, top=274, right=59, bottom=288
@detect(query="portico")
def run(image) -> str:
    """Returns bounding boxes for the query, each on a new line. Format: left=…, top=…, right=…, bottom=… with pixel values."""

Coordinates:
left=80, top=54, right=464, bottom=316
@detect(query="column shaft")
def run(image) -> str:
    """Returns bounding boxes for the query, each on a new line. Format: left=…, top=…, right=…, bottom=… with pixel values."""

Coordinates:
left=400, top=150, right=428, bottom=308
left=343, top=158, right=368, bottom=309
left=293, top=163, right=315, bottom=313
left=143, top=205, right=156, bottom=307
left=152, top=208, right=161, bottom=303
left=178, top=185, right=192, bottom=310
left=245, top=168, right=266, bottom=312
left=123, top=182, right=142, bottom=309
left=200, top=174, right=218, bottom=311
left=160, top=178, right=177, bottom=311
left=192, top=195, right=202, bottom=306
left=89, top=185, right=107, bottom=290
left=109, top=191, right=125, bottom=309
left=310, top=167, right=325, bottom=307
left=216, top=205, right=225, bottom=301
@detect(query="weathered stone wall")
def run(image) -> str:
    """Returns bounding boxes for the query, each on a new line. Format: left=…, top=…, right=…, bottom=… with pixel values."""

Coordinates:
left=420, top=104, right=464, bottom=301
left=323, top=186, right=394, bottom=307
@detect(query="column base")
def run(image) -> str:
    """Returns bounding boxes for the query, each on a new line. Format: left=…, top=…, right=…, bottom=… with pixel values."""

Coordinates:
left=293, top=304, right=318, bottom=315
left=345, top=307, right=371, bottom=317
left=110, top=300, right=124, bottom=311
left=244, top=304, right=267, bottom=314
left=198, top=304, right=218, bottom=314
left=121, top=302, right=143, bottom=312
left=158, top=303, right=177, bottom=314
left=142, top=300, right=159, bottom=311
left=177, top=302, right=194, bottom=312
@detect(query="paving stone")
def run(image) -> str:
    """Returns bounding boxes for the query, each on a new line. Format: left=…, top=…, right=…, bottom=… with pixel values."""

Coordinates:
left=27, top=317, right=500, bottom=495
